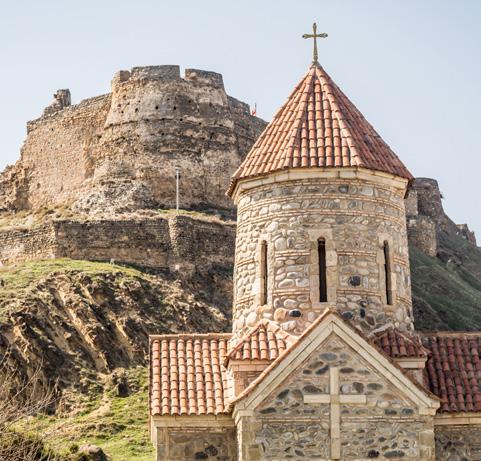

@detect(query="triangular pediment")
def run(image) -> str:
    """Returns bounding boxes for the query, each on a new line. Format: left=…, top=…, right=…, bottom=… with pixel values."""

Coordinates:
left=233, top=311, right=439, bottom=415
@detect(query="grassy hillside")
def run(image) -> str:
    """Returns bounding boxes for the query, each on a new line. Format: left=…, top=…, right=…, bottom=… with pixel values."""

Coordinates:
left=20, top=368, right=153, bottom=461
left=410, top=241, right=481, bottom=331
left=0, top=258, right=229, bottom=393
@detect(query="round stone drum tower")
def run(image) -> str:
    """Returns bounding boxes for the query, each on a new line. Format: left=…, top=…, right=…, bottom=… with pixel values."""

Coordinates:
left=228, top=63, right=415, bottom=339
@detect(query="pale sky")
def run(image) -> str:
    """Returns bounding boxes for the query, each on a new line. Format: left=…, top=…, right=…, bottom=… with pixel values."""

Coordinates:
left=1, top=0, right=480, bottom=237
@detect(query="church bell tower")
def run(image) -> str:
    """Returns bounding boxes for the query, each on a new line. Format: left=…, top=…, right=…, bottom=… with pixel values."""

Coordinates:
left=228, top=25, right=414, bottom=339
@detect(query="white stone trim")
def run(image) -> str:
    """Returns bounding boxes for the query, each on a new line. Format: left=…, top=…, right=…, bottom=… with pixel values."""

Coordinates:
left=303, top=366, right=368, bottom=459
left=434, top=413, right=481, bottom=426
left=231, top=167, right=409, bottom=203
left=151, top=414, right=235, bottom=428
left=253, top=233, right=270, bottom=310
left=395, top=357, right=428, bottom=369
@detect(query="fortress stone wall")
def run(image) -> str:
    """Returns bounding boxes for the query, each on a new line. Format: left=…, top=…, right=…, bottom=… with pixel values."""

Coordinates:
left=0, top=214, right=236, bottom=305
left=0, top=66, right=266, bottom=215
left=406, top=177, right=477, bottom=257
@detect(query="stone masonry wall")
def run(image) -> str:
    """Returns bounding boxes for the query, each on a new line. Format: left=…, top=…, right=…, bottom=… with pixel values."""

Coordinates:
left=239, top=334, right=434, bottom=460
left=0, top=65, right=265, bottom=215
left=435, top=425, right=481, bottom=460
left=0, top=224, right=57, bottom=264
left=0, top=214, right=235, bottom=276
left=22, top=95, right=111, bottom=210
left=155, top=426, right=237, bottom=461
left=405, top=177, right=479, bottom=257
left=406, top=215, right=437, bottom=257
left=233, top=174, right=414, bottom=338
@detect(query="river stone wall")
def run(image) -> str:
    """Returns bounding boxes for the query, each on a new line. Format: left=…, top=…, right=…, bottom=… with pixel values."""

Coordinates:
left=238, top=334, right=434, bottom=460
left=155, top=427, right=237, bottom=461
left=435, top=425, right=481, bottom=460
left=233, top=174, right=414, bottom=338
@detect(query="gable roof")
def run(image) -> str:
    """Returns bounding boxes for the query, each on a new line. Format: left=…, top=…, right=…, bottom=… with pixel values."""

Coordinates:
left=149, top=322, right=481, bottom=417
left=230, top=310, right=439, bottom=413
left=150, top=333, right=231, bottom=416
left=224, top=319, right=297, bottom=365
left=228, top=63, right=412, bottom=196
left=423, top=332, right=481, bottom=413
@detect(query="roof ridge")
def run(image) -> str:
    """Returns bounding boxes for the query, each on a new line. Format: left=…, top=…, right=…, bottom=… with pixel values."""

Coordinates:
left=422, top=331, right=481, bottom=337
left=227, top=309, right=438, bottom=410
left=150, top=333, right=232, bottom=340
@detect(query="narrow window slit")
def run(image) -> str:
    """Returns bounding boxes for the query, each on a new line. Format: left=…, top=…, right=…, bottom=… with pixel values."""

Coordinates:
left=261, top=241, right=268, bottom=305
left=318, top=238, right=327, bottom=302
left=383, top=241, right=393, bottom=305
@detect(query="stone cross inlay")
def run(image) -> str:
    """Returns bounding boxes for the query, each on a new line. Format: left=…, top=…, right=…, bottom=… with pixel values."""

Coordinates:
left=302, top=23, right=328, bottom=63
left=304, top=367, right=367, bottom=459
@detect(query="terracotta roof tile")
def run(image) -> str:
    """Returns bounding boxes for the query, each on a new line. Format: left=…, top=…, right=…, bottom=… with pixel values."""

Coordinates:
left=228, top=63, right=412, bottom=196
left=373, top=328, right=429, bottom=358
left=150, top=334, right=231, bottom=416
left=151, top=327, right=481, bottom=417
left=224, top=319, right=297, bottom=365
left=423, top=333, right=481, bottom=413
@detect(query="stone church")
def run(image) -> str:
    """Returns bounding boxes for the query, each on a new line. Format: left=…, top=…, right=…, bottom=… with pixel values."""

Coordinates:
left=149, top=31, right=481, bottom=460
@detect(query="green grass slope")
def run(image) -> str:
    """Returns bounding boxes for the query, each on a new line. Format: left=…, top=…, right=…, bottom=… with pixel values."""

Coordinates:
left=410, top=242, right=481, bottom=331
left=17, top=368, right=154, bottom=461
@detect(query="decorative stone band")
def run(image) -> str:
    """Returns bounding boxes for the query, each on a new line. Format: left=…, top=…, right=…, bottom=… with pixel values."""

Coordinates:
left=229, top=167, right=409, bottom=204
left=434, top=413, right=481, bottom=426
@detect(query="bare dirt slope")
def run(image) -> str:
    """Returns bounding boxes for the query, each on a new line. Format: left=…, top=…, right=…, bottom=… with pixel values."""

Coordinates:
left=0, top=259, right=229, bottom=394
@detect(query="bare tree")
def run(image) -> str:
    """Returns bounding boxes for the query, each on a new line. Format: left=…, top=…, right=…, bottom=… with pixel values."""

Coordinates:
left=0, top=349, right=61, bottom=461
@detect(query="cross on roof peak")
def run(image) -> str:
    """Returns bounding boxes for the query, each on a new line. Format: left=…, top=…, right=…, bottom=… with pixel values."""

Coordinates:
left=302, top=22, right=328, bottom=64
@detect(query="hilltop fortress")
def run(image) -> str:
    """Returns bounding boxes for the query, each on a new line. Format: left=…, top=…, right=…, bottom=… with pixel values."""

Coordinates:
left=0, top=65, right=265, bottom=215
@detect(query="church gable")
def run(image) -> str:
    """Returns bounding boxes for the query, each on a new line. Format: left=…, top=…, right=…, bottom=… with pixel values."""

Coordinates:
left=254, top=334, right=429, bottom=459
left=233, top=313, right=439, bottom=460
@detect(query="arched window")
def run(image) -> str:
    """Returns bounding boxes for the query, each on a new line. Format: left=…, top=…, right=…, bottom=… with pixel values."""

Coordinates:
left=261, top=241, right=268, bottom=305
left=318, top=238, right=327, bottom=302
left=383, top=241, right=393, bottom=305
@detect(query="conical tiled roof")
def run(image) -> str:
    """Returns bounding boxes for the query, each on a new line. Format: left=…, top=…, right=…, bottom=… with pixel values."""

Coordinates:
left=228, top=63, right=412, bottom=196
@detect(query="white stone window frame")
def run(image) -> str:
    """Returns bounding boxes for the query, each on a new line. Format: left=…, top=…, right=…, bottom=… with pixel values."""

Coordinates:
left=254, top=233, right=271, bottom=308
left=378, top=234, right=397, bottom=307
left=308, top=229, right=337, bottom=308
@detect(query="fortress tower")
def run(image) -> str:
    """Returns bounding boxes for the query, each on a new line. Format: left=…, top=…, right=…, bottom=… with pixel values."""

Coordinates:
left=228, top=61, right=415, bottom=339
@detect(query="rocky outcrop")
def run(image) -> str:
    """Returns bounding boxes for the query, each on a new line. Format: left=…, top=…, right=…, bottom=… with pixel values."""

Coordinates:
left=0, top=260, right=230, bottom=394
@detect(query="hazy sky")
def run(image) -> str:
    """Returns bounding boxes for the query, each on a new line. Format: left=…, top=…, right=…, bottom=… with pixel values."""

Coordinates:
left=1, top=0, right=480, bottom=236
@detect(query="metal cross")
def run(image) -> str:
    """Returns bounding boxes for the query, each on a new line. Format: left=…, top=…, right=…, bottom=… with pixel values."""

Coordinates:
left=302, top=23, right=328, bottom=63
left=304, top=367, right=367, bottom=459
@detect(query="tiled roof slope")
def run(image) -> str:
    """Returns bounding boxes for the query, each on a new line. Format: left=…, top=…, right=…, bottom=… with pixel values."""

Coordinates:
left=150, top=334, right=231, bottom=416
left=225, top=320, right=297, bottom=364
left=373, top=328, right=428, bottom=358
left=149, top=329, right=481, bottom=416
left=424, top=333, right=481, bottom=413
left=228, top=63, right=412, bottom=195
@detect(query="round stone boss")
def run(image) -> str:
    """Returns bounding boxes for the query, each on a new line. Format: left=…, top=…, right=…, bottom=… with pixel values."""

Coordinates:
left=231, top=168, right=414, bottom=338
